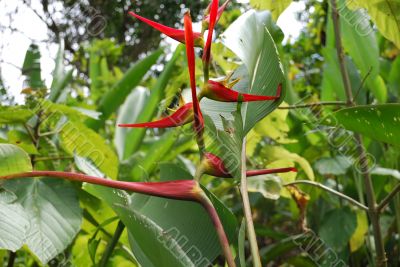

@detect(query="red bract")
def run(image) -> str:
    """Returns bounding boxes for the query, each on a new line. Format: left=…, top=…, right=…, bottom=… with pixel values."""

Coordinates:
left=128, top=11, right=203, bottom=46
left=201, top=80, right=282, bottom=102
left=118, top=103, right=193, bottom=128
left=202, top=0, right=219, bottom=63
left=202, top=152, right=297, bottom=178
left=184, top=12, right=204, bottom=134
left=204, top=0, right=230, bottom=24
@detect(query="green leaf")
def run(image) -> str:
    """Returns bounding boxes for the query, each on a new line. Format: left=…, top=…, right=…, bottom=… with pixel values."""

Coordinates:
left=7, top=130, right=39, bottom=155
left=347, top=0, right=400, bottom=49
left=218, top=10, right=285, bottom=134
left=0, top=106, right=34, bottom=124
left=22, top=44, right=44, bottom=89
left=324, top=104, right=400, bottom=146
left=319, top=207, right=357, bottom=250
left=0, top=144, right=32, bottom=176
left=0, top=189, right=30, bottom=251
left=314, top=156, right=352, bottom=176
left=3, top=178, right=82, bottom=264
left=57, top=118, right=119, bottom=179
left=247, top=175, right=282, bottom=200
left=204, top=110, right=243, bottom=179
left=81, top=161, right=237, bottom=267
left=124, top=45, right=184, bottom=157
left=114, top=86, right=149, bottom=159
left=92, top=49, right=163, bottom=129
left=250, top=0, right=292, bottom=21
left=49, top=41, right=74, bottom=102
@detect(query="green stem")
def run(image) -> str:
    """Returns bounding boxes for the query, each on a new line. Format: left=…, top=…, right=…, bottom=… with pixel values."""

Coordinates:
left=285, top=180, right=368, bottom=211
left=99, top=221, right=125, bottom=267
left=240, top=138, right=261, bottom=267
left=330, top=0, right=387, bottom=265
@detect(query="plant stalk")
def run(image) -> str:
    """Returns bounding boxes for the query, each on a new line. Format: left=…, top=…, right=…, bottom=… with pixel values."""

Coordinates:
left=98, top=221, right=125, bottom=267
left=240, top=138, right=262, bottom=267
left=330, top=0, right=387, bottom=265
left=7, top=251, right=16, bottom=267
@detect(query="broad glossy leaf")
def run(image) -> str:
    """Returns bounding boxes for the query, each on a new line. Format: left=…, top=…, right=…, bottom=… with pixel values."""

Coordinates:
left=219, top=10, right=285, bottom=134
left=81, top=160, right=237, bottom=267
left=0, top=144, right=32, bottom=176
left=3, top=178, right=82, bottom=264
left=90, top=49, right=163, bottom=129
left=0, top=190, right=30, bottom=251
left=347, top=0, right=400, bottom=49
left=324, top=104, right=400, bottom=146
left=114, top=86, right=149, bottom=159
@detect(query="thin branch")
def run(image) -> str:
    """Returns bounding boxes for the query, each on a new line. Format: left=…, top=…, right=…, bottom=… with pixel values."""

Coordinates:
left=377, top=183, right=400, bottom=212
left=240, top=138, right=262, bottom=267
left=353, top=67, right=372, bottom=102
left=7, top=251, right=16, bottom=267
left=330, top=0, right=387, bottom=265
left=284, top=180, right=368, bottom=211
left=278, top=101, right=347, bottom=110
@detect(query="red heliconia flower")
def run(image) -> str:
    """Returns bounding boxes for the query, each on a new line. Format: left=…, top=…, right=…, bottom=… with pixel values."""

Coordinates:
left=184, top=11, right=204, bottom=134
left=202, top=152, right=297, bottom=178
left=118, top=103, right=193, bottom=128
left=128, top=11, right=203, bottom=46
left=201, top=80, right=282, bottom=102
left=204, top=0, right=230, bottom=24
left=202, top=0, right=219, bottom=63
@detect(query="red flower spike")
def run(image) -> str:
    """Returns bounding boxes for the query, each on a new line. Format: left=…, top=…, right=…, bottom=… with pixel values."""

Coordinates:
left=204, top=0, right=230, bottom=24
left=184, top=11, right=204, bottom=133
left=201, top=80, right=282, bottom=102
left=118, top=103, right=193, bottom=128
left=202, top=0, right=219, bottom=63
left=128, top=11, right=203, bottom=46
left=202, top=152, right=297, bottom=178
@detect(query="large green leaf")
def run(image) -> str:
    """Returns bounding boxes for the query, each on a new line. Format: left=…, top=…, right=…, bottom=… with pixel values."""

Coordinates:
left=0, top=189, right=30, bottom=251
left=79, top=159, right=237, bottom=267
left=319, top=208, right=357, bottom=250
left=22, top=44, right=44, bottom=89
left=250, top=0, right=292, bottom=21
left=347, top=0, right=400, bottom=49
left=324, top=104, right=400, bottom=146
left=56, top=118, right=119, bottom=179
left=0, top=144, right=32, bottom=176
left=124, top=45, right=184, bottom=157
left=212, top=10, right=285, bottom=134
left=90, top=49, right=163, bottom=129
left=3, top=179, right=82, bottom=264
left=114, top=86, right=149, bottom=159
left=0, top=106, right=34, bottom=124
left=204, top=111, right=243, bottom=179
